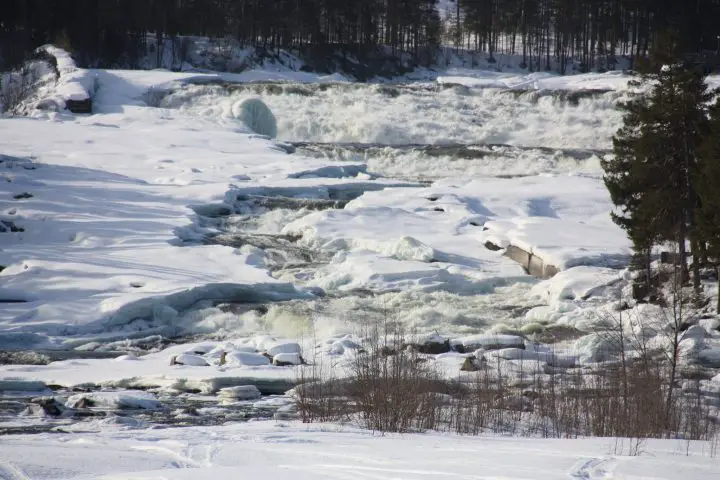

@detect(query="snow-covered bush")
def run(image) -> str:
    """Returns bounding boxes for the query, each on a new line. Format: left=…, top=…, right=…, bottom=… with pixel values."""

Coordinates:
left=0, top=57, right=57, bottom=114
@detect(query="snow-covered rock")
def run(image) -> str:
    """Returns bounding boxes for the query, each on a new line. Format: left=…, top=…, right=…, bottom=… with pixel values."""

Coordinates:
left=266, top=342, right=302, bottom=357
left=225, top=352, right=271, bottom=367
left=218, top=385, right=262, bottom=401
left=65, top=390, right=161, bottom=410
left=574, top=333, right=622, bottom=364
left=273, top=353, right=303, bottom=366
left=460, top=334, right=525, bottom=351
left=171, top=353, right=210, bottom=367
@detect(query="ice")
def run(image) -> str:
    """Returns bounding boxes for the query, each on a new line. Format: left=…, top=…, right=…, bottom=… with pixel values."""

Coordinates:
left=460, top=334, right=526, bottom=350
left=530, top=266, right=626, bottom=307
left=65, top=390, right=161, bottom=410
left=233, top=97, right=277, bottom=138
left=217, top=385, right=262, bottom=401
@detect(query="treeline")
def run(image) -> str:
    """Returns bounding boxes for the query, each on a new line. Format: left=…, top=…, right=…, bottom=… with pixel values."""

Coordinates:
left=1, top=1, right=720, bottom=73
left=452, top=0, right=720, bottom=72
left=0, top=0, right=441, bottom=69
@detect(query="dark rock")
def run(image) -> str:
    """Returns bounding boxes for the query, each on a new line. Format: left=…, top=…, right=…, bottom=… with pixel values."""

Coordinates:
left=378, top=346, right=397, bottom=357
left=0, top=220, right=24, bottom=232
left=460, top=356, right=484, bottom=372
left=484, top=241, right=503, bottom=251
left=403, top=340, right=451, bottom=355
left=66, top=98, right=92, bottom=114
left=30, top=396, right=64, bottom=416
left=451, top=342, right=466, bottom=354
left=12, top=192, right=33, bottom=200
left=67, top=396, right=95, bottom=409
left=522, top=390, right=541, bottom=400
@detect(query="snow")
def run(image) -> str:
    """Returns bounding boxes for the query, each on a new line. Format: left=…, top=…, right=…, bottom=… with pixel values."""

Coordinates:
left=1, top=421, right=719, bottom=480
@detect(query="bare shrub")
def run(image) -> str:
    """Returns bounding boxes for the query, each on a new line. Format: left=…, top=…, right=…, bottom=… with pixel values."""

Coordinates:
left=295, top=302, right=718, bottom=447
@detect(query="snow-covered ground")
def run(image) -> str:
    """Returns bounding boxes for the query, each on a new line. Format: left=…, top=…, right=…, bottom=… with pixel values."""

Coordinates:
left=2, top=420, right=719, bottom=479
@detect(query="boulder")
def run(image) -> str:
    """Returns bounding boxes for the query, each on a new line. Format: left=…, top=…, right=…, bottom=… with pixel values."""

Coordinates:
left=65, top=98, right=92, bottom=114
left=266, top=342, right=301, bottom=357
left=170, top=353, right=209, bottom=367
left=218, top=385, right=262, bottom=401
left=273, top=353, right=303, bottom=366
left=225, top=351, right=271, bottom=366
left=460, top=356, right=484, bottom=372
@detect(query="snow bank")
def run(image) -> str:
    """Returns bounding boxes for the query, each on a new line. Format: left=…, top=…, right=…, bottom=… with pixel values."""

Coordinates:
left=37, top=46, right=95, bottom=111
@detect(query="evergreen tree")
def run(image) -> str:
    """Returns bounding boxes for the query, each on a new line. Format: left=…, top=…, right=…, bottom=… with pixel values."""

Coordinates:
left=603, top=61, right=711, bottom=299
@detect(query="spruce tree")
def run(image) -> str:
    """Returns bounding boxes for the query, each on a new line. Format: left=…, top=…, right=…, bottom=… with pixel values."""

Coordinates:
left=603, top=62, right=711, bottom=299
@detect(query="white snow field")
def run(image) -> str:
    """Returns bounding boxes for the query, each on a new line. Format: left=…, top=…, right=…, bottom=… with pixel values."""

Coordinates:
left=2, top=421, right=720, bottom=480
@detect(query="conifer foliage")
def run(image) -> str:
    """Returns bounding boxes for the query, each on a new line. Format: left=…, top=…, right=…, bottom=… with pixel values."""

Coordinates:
left=603, top=54, right=720, bottom=307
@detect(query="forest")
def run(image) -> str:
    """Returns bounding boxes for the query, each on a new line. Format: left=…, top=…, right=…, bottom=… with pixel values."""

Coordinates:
left=1, top=1, right=720, bottom=73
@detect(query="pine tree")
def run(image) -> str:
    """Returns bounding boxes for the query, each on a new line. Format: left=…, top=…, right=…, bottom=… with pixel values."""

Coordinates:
left=602, top=61, right=711, bottom=299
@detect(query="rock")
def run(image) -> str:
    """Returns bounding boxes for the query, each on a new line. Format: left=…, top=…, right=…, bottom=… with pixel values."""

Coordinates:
left=225, top=351, right=271, bottom=366
left=66, top=396, right=95, bottom=409
left=273, top=353, right=303, bottom=366
left=170, top=353, right=210, bottom=366
left=66, top=98, right=92, bottom=114
left=218, top=385, right=262, bottom=401
left=12, top=192, right=33, bottom=200
left=0, top=220, right=24, bottom=233
left=460, top=356, right=484, bottom=372
left=460, top=334, right=525, bottom=351
left=266, top=342, right=301, bottom=357
left=574, top=333, right=622, bottom=364
left=329, top=338, right=362, bottom=355
left=405, top=333, right=451, bottom=355
left=114, top=354, right=139, bottom=361
left=65, top=391, right=161, bottom=410
left=698, top=347, right=720, bottom=368
left=30, top=396, right=64, bottom=416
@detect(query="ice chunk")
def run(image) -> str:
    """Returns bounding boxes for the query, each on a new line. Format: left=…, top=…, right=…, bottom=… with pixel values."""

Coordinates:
left=65, top=390, right=161, bottom=410
left=234, top=97, right=278, bottom=138
left=460, top=334, right=525, bottom=351
left=383, top=236, right=436, bottom=262
left=218, top=385, right=262, bottom=401
left=574, top=333, right=622, bottom=363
